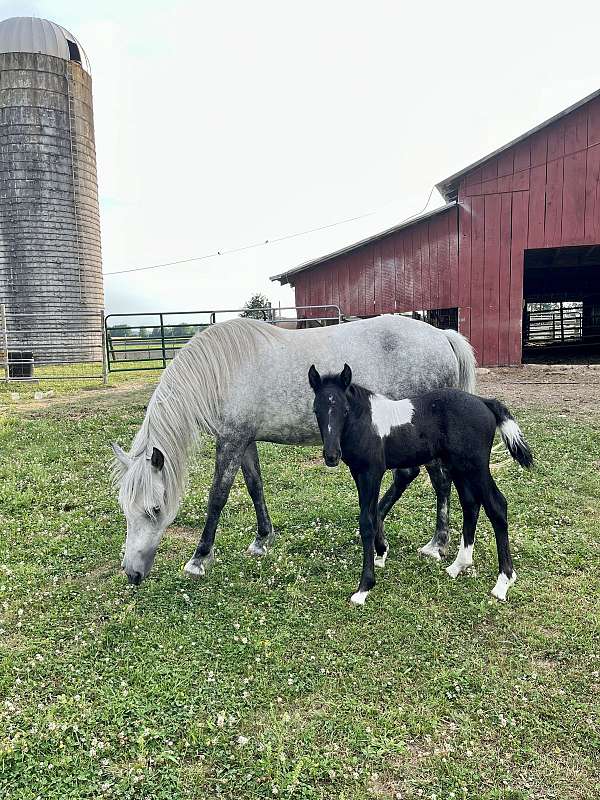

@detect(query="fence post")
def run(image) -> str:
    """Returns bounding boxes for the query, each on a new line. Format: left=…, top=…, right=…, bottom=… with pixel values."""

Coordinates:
left=160, top=313, right=167, bottom=368
left=101, top=309, right=109, bottom=385
left=1, top=304, right=8, bottom=382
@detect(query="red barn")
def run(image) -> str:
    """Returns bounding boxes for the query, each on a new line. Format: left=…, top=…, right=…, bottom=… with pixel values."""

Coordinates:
left=271, top=89, right=600, bottom=366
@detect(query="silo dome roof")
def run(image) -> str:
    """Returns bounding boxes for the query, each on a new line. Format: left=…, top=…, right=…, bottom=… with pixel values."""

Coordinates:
left=0, top=16, right=90, bottom=73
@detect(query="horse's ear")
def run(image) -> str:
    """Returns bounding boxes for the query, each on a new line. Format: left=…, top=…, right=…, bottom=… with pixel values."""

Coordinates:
left=340, top=363, right=352, bottom=389
left=111, top=443, right=131, bottom=468
left=151, top=447, right=165, bottom=471
left=308, top=364, right=321, bottom=392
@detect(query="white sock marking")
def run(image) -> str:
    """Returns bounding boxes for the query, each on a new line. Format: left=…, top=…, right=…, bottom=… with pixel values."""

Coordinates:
left=370, top=394, right=414, bottom=437
left=350, top=590, right=369, bottom=606
left=374, top=546, right=389, bottom=568
left=446, top=537, right=474, bottom=578
left=491, top=571, right=516, bottom=601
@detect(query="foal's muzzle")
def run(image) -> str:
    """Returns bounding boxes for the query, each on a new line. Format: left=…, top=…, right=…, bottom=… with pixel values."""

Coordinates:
left=323, top=450, right=340, bottom=468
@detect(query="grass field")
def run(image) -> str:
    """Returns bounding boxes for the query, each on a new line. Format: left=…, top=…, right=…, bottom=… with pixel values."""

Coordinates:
left=0, top=385, right=599, bottom=799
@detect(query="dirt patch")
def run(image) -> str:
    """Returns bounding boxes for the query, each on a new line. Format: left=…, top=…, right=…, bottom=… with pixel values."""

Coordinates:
left=167, top=526, right=199, bottom=543
left=476, top=364, right=600, bottom=416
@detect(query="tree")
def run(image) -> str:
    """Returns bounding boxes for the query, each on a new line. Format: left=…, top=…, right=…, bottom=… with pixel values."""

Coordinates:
left=109, top=323, right=131, bottom=338
left=240, top=292, right=272, bottom=320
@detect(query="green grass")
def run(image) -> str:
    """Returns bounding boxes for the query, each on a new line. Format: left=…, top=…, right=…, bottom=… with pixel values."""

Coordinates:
left=0, top=390, right=599, bottom=799
left=0, top=362, right=160, bottom=407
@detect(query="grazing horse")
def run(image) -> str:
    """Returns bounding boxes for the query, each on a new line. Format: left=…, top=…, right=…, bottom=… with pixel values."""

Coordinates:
left=112, top=315, right=476, bottom=586
left=308, top=364, right=533, bottom=605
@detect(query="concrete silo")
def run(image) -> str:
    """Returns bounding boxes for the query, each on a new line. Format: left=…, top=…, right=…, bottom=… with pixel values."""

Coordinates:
left=0, top=16, right=104, bottom=370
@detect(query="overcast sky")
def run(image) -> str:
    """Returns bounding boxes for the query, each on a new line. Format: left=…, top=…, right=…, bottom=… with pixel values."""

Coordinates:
left=2, top=0, right=600, bottom=317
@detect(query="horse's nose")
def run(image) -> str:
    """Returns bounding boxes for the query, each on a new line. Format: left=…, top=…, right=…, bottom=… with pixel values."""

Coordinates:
left=126, top=570, right=143, bottom=586
left=324, top=451, right=340, bottom=467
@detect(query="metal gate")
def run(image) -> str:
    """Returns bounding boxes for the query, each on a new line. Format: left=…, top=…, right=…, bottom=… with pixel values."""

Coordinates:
left=0, top=303, right=107, bottom=383
left=104, top=305, right=343, bottom=373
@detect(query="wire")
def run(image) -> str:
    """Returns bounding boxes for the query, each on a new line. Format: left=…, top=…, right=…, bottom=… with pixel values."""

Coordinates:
left=103, top=210, right=378, bottom=276
left=103, top=188, right=439, bottom=276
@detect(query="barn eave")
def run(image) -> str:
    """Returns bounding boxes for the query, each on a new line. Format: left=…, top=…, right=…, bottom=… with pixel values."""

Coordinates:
left=270, top=202, right=457, bottom=286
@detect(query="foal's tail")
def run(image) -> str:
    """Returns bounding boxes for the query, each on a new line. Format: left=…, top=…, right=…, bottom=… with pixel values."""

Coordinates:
left=482, top=399, right=534, bottom=469
left=444, top=329, right=477, bottom=394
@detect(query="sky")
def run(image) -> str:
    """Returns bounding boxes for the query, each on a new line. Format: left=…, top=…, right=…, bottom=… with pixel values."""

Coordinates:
left=2, top=0, right=600, bottom=317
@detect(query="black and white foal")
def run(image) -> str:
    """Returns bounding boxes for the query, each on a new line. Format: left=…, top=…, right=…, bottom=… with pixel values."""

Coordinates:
left=308, top=364, right=533, bottom=605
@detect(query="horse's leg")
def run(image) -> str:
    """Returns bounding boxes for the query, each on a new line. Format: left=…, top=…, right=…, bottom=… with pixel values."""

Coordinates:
left=375, top=466, right=420, bottom=568
left=481, top=473, right=516, bottom=601
left=242, top=441, right=276, bottom=557
left=418, top=461, right=452, bottom=561
left=446, top=476, right=480, bottom=579
left=350, top=468, right=383, bottom=606
left=183, top=436, right=248, bottom=577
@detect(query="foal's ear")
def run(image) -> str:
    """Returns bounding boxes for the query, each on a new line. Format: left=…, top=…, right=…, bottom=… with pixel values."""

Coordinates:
left=111, top=442, right=131, bottom=468
left=340, top=363, right=352, bottom=389
left=308, top=364, right=321, bottom=392
left=151, top=447, right=165, bottom=471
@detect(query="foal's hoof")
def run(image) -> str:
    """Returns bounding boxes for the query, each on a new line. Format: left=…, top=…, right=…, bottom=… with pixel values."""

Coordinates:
left=491, top=570, right=516, bottom=602
left=246, top=528, right=276, bottom=557
left=445, top=561, right=474, bottom=579
left=183, top=550, right=214, bottom=579
left=349, top=590, right=369, bottom=606
left=418, top=539, right=445, bottom=562
left=374, top=545, right=389, bottom=569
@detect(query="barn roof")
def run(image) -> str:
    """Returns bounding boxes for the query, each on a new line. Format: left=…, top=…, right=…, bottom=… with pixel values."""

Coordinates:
left=270, top=202, right=456, bottom=285
left=436, top=87, right=600, bottom=202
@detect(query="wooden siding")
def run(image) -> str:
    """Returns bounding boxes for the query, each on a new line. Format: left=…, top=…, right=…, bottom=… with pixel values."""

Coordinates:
left=294, top=205, right=459, bottom=321
left=291, top=94, right=600, bottom=366
left=456, top=94, right=600, bottom=364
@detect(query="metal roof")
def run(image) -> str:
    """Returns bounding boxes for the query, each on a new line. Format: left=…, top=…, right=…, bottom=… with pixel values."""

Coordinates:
left=270, top=202, right=457, bottom=285
left=436, top=87, right=600, bottom=202
left=0, top=16, right=91, bottom=73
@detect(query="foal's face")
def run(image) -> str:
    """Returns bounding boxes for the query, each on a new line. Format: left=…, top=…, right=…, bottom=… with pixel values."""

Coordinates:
left=308, top=364, right=352, bottom=467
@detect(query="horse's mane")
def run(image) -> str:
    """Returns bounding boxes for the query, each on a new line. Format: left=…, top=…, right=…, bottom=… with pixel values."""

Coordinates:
left=114, top=318, right=285, bottom=518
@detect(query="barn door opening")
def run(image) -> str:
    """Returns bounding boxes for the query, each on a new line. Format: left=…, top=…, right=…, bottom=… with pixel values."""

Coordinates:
left=522, top=246, right=600, bottom=362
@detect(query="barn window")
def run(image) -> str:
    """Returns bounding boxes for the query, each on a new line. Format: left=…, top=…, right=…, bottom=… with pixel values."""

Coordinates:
left=67, top=40, right=82, bottom=65
left=411, top=308, right=458, bottom=331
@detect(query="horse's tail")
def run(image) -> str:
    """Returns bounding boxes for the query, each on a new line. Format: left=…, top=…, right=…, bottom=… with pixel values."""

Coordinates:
left=482, top=398, right=534, bottom=469
left=443, top=329, right=477, bottom=394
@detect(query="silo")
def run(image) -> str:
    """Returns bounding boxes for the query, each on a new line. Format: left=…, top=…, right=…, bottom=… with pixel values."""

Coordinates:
left=0, top=16, right=103, bottom=369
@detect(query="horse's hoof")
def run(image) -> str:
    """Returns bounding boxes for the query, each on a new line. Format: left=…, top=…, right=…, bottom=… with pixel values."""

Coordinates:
left=349, top=590, right=369, bottom=606
left=183, top=550, right=214, bottom=578
left=374, top=545, right=389, bottom=568
left=445, top=560, right=473, bottom=579
left=246, top=528, right=275, bottom=557
left=491, top=571, right=516, bottom=602
left=418, top=540, right=444, bottom=562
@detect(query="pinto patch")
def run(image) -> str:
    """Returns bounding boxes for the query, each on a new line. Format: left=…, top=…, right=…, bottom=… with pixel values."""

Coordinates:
left=369, top=394, right=414, bottom=437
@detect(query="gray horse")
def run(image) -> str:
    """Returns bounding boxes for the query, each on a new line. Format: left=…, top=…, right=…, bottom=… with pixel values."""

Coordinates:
left=112, top=315, right=476, bottom=585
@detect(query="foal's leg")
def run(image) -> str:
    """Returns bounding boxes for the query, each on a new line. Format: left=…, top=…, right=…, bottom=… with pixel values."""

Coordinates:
left=184, top=436, right=248, bottom=577
left=242, top=442, right=276, bottom=557
left=418, top=461, right=452, bottom=561
left=446, top=477, right=480, bottom=579
left=375, top=467, right=420, bottom=567
left=350, top=468, right=383, bottom=606
left=481, top=474, right=516, bottom=601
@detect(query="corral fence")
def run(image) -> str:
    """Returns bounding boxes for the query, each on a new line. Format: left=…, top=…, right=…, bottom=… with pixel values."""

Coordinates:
left=104, top=305, right=342, bottom=373
left=524, top=301, right=600, bottom=349
left=0, top=303, right=107, bottom=383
